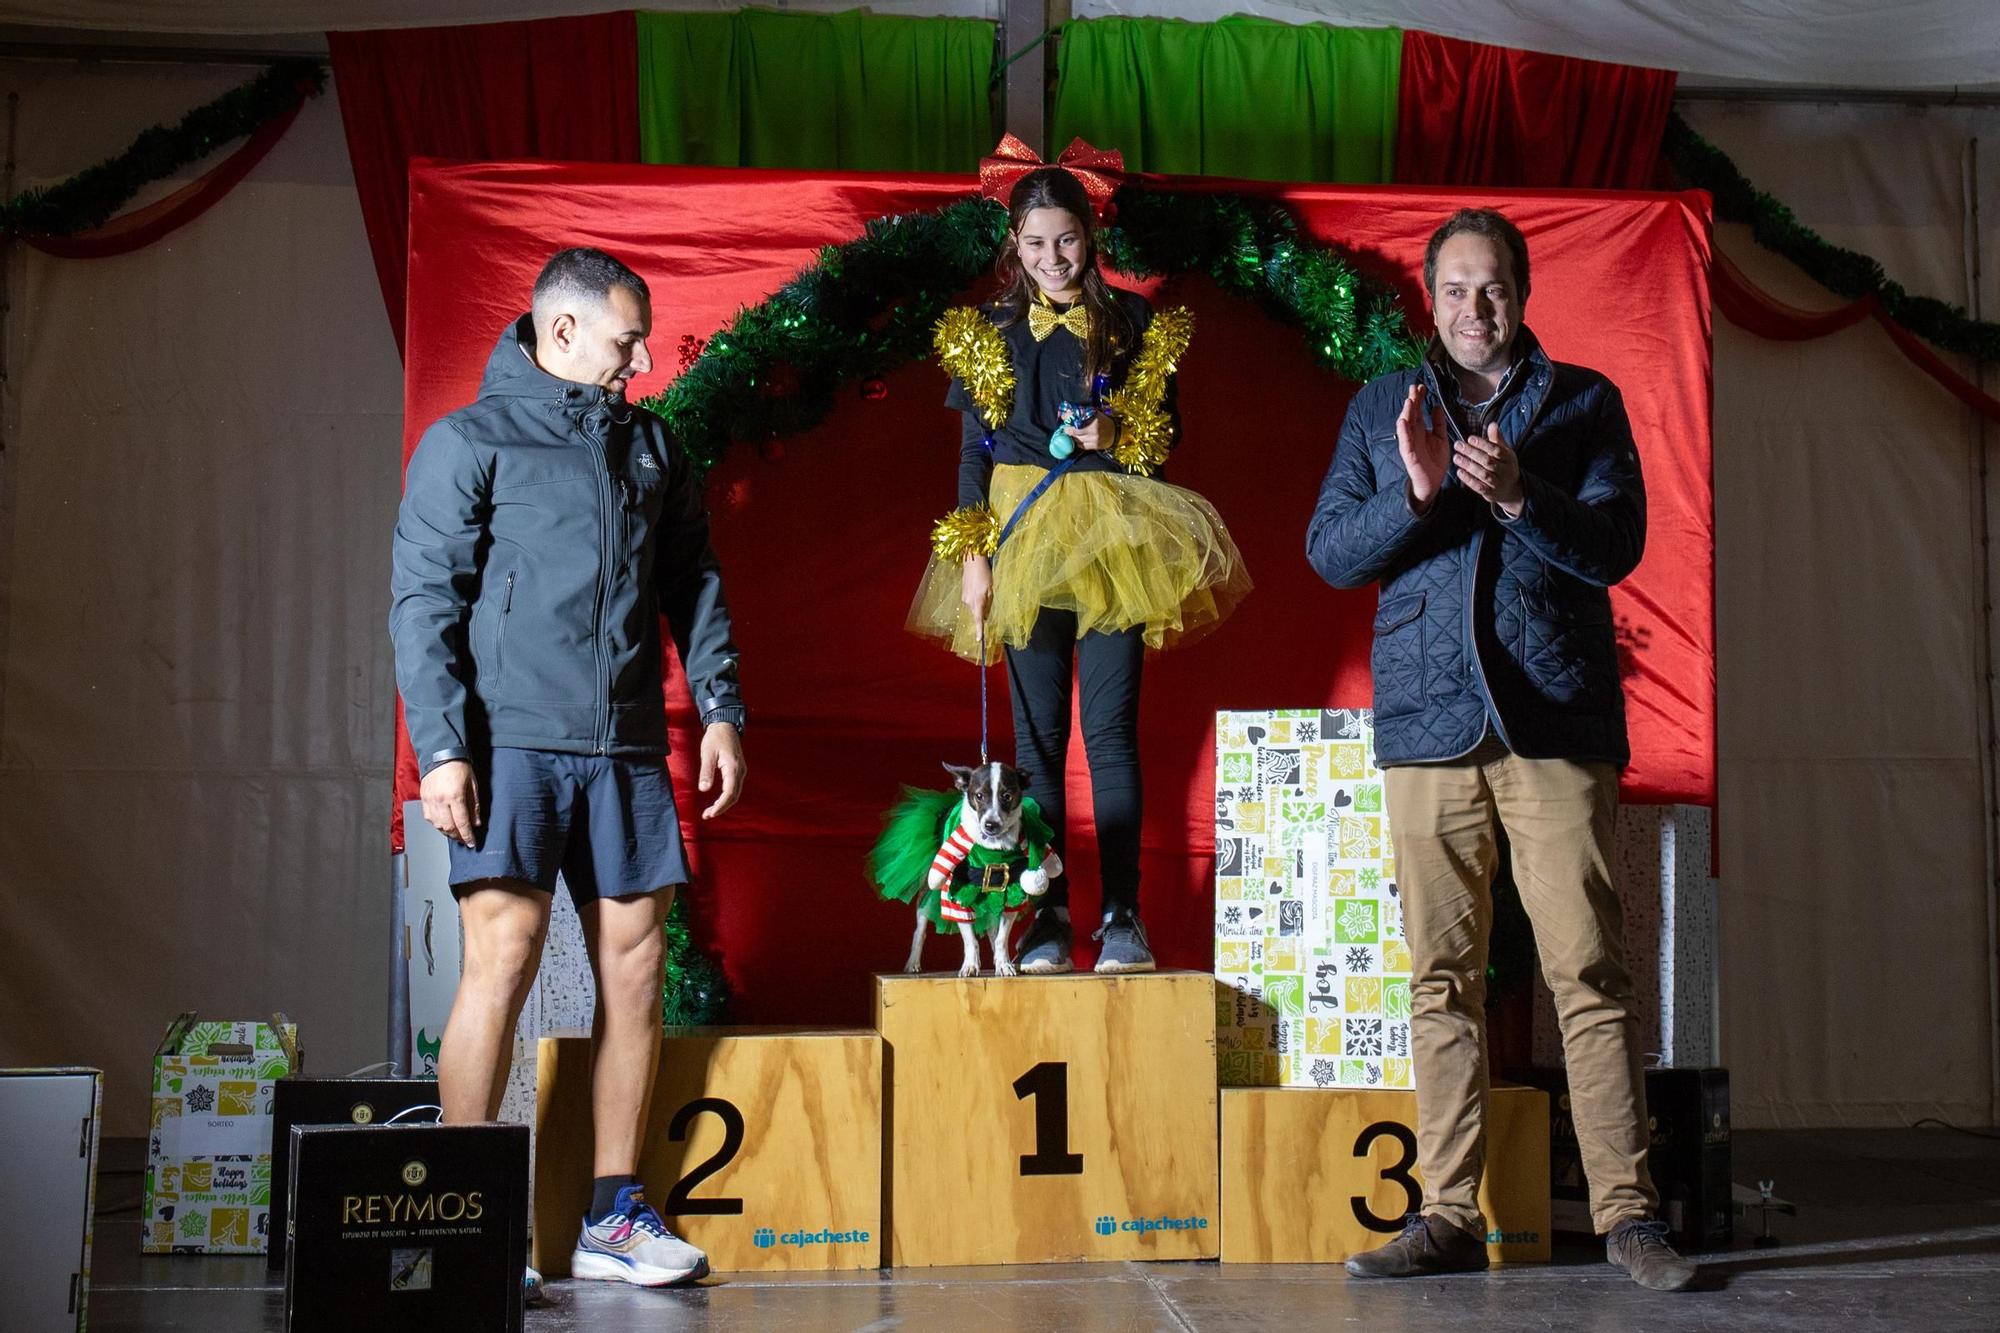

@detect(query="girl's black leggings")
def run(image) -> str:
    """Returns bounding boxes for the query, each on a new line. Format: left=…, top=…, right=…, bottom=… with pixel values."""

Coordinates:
left=1005, top=607, right=1144, bottom=915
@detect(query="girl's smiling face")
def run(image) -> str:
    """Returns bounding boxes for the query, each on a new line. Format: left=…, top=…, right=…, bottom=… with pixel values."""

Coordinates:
left=1013, top=206, right=1089, bottom=298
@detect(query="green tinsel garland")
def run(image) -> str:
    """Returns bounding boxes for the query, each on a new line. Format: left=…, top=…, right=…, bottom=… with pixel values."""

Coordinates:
left=2, top=59, right=324, bottom=238
left=1662, top=110, right=2000, bottom=363
left=643, top=189, right=1422, bottom=471
left=662, top=892, right=730, bottom=1026
left=1100, top=188, right=1423, bottom=385
left=650, top=198, right=1010, bottom=472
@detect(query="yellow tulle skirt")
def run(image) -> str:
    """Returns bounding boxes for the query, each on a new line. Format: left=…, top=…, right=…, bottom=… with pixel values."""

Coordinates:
left=908, top=463, right=1252, bottom=664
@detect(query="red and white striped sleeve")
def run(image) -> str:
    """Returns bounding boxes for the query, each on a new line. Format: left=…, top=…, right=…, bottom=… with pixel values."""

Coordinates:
left=928, top=824, right=976, bottom=891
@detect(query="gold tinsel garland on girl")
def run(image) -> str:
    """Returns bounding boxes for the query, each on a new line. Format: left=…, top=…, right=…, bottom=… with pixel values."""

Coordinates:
left=928, top=306, right=1014, bottom=559
left=1105, top=306, right=1193, bottom=476
left=932, top=306, right=1014, bottom=430
left=929, top=503, right=1002, bottom=562
left=925, top=303, right=1195, bottom=559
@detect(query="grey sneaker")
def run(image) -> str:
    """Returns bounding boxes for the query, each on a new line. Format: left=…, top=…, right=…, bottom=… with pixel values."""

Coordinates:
left=1092, top=908, right=1155, bottom=973
left=1344, top=1213, right=1488, bottom=1278
left=1607, top=1217, right=1697, bottom=1291
left=571, top=1186, right=709, bottom=1286
left=1018, top=906, right=1073, bottom=973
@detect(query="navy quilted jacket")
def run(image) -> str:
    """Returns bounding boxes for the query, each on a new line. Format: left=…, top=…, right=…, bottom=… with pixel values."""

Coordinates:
left=1306, top=330, right=1645, bottom=767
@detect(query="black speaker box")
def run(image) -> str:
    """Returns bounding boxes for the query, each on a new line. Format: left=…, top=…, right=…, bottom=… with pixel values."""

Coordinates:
left=268, top=1077, right=441, bottom=1272
left=1522, top=1065, right=1732, bottom=1251
left=284, top=1121, right=527, bottom=1333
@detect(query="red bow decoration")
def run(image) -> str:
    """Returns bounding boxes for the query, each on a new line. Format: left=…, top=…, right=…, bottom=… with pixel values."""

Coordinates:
left=978, top=135, right=1126, bottom=222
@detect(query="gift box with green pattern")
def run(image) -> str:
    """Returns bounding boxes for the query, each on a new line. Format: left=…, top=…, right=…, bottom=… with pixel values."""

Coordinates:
left=143, top=1013, right=299, bottom=1254
left=1214, top=710, right=1411, bottom=1091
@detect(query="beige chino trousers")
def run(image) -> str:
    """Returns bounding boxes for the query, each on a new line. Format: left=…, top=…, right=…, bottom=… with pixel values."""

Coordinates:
left=1385, top=750, right=1658, bottom=1235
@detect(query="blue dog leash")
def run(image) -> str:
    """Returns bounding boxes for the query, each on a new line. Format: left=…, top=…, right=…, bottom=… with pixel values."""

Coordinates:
left=996, top=453, right=1081, bottom=549
left=978, top=451, right=1083, bottom=764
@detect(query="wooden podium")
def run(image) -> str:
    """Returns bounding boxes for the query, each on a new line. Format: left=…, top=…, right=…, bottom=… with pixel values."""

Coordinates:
left=1221, top=1084, right=1551, bottom=1263
left=876, top=971, right=1219, bottom=1267
left=534, top=1028, right=882, bottom=1273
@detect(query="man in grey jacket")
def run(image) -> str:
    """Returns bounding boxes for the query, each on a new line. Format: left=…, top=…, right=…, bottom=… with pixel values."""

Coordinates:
left=391, top=247, right=745, bottom=1288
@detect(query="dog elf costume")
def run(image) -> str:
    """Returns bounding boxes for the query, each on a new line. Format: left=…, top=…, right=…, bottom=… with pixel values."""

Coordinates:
left=906, top=138, right=1251, bottom=970
left=871, top=787, right=1059, bottom=936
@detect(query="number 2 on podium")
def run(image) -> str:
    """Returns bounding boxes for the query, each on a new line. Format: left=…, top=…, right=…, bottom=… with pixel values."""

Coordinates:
left=1013, top=1062, right=1084, bottom=1176
left=664, top=1097, right=746, bottom=1215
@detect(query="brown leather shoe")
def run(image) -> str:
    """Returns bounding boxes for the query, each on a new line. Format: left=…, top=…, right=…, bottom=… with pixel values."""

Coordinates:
left=1606, top=1217, right=1697, bottom=1291
left=1344, top=1213, right=1489, bottom=1278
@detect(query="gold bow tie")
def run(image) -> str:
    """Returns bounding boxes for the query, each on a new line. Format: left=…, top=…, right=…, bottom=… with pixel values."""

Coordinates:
left=1028, top=300, right=1091, bottom=342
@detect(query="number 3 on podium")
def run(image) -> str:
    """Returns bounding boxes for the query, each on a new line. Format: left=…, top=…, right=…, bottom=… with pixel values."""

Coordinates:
left=1013, top=1062, right=1083, bottom=1176
left=1351, top=1120, right=1421, bottom=1230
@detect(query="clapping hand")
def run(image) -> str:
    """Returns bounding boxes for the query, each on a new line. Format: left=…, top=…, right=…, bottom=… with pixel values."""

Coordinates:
left=1396, top=383, right=1450, bottom=512
left=1453, top=421, right=1524, bottom=517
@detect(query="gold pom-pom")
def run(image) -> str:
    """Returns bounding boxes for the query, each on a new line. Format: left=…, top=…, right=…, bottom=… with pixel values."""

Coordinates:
left=1122, top=362, right=1167, bottom=405
left=1103, top=391, right=1174, bottom=475
left=1135, top=306, right=1194, bottom=378
left=933, top=306, right=1014, bottom=432
left=930, top=504, right=1001, bottom=561
left=1101, top=306, right=1193, bottom=475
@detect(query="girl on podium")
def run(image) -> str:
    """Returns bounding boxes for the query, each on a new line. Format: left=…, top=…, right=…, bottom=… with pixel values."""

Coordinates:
left=908, top=139, right=1251, bottom=974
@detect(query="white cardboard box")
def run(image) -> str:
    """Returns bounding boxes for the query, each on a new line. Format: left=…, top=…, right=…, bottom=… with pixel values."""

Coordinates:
left=1532, top=804, right=1720, bottom=1067
left=0, top=1068, right=102, bottom=1331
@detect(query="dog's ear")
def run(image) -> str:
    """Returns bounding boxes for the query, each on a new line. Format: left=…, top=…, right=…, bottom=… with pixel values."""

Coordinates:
left=1011, top=766, right=1031, bottom=789
left=942, top=762, right=975, bottom=790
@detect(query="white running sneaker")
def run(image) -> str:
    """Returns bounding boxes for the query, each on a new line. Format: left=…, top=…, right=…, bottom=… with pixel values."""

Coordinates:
left=570, top=1185, right=710, bottom=1287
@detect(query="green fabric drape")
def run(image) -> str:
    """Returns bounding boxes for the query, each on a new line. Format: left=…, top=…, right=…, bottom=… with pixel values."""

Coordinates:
left=1051, top=16, right=1400, bottom=183
left=637, top=9, right=994, bottom=172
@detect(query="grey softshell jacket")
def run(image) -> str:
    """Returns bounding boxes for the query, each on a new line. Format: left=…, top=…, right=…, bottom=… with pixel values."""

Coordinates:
left=390, top=315, right=745, bottom=776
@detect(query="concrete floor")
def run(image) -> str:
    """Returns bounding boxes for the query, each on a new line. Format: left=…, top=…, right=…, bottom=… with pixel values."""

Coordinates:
left=87, top=1128, right=2000, bottom=1331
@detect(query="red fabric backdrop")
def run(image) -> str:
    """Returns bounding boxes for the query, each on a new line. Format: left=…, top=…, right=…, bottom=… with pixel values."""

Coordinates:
left=327, top=14, right=641, bottom=352
left=1396, top=30, right=1678, bottom=188
left=399, top=161, right=1713, bottom=1024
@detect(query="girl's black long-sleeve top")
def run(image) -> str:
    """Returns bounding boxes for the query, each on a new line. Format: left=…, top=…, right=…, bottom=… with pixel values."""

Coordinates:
left=947, top=288, right=1177, bottom=509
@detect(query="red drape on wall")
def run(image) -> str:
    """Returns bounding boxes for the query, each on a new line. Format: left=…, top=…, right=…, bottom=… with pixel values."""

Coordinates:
left=400, top=161, right=1713, bottom=1025
left=1713, top=250, right=2000, bottom=423
left=326, top=13, right=641, bottom=352
left=23, top=91, right=310, bottom=259
left=1395, top=30, right=1678, bottom=188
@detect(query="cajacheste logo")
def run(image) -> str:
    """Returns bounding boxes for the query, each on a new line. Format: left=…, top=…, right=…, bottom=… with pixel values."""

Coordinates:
left=750, top=1224, right=871, bottom=1249
left=1487, top=1229, right=1542, bottom=1245
left=1093, top=1212, right=1211, bottom=1236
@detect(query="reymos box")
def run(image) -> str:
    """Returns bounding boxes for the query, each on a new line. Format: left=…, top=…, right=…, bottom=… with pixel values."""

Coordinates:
left=285, top=1122, right=527, bottom=1333
left=1524, top=1066, right=1732, bottom=1251
left=268, top=1077, right=442, bottom=1273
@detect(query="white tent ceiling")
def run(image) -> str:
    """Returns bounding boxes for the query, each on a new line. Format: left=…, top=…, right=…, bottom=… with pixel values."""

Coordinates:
left=0, top=1, right=1994, bottom=89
